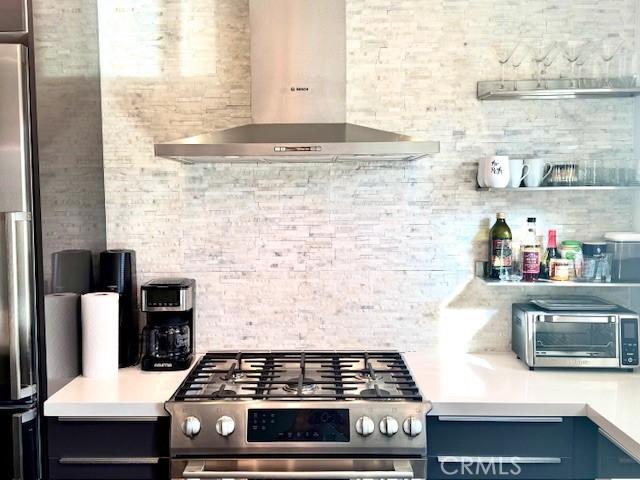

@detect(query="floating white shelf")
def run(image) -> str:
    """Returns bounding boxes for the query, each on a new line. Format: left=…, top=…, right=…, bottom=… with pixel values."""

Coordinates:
left=478, top=278, right=640, bottom=288
left=477, top=78, right=640, bottom=100
left=477, top=185, right=640, bottom=192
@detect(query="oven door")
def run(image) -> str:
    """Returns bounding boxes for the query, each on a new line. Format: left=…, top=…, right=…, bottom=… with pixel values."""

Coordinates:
left=533, top=314, right=620, bottom=368
left=172, top=458, right=425, bottom=479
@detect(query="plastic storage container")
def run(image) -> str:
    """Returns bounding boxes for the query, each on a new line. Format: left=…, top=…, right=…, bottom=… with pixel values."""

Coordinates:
left=605, top=232, right=640, bottom=282
left=559, top=240, right=583, bottom=280
left=580, top=241, right=611, bottom=283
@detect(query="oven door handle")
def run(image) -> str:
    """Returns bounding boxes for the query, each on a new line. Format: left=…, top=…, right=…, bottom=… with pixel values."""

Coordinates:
left=539, top=315, right=613, bottom=324
left=181, top=459, right=416, bottom=479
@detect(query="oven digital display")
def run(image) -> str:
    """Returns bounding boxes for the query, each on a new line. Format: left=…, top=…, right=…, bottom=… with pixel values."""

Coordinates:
left=146, top=289, right=180, bottom=305
left=623, top=320, right=638, bottom=339
left=247, top=409, right=350, bottom=442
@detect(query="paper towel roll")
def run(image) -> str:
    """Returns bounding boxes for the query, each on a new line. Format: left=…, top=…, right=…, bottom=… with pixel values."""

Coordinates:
left=81, top=292, right=120, bottom=379
left=45, top=293, right=80, bottom=395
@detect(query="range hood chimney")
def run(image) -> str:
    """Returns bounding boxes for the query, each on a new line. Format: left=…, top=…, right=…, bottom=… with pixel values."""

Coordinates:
left=154, top=0, right=439, bottom=163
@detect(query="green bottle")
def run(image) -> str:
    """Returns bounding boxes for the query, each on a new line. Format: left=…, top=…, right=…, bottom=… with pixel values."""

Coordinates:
left=489, top=213, right=513, bottom=280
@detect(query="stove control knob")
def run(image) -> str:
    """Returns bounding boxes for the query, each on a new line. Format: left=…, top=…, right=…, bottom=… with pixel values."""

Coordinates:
left=182, top=416, right=201, bottom=439
left=402, top=417, right=423, bottom=437
left=216, top=416, right=236, bottom=437
left=379, top=416, right=399, bottom=437
left=355, top=416, right=375, bottom=437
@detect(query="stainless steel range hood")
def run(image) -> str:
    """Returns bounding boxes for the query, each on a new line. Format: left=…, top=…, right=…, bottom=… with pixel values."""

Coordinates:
left=155, top=0, right=439, bottom=163
left=155, top=123, right=438, bottom=163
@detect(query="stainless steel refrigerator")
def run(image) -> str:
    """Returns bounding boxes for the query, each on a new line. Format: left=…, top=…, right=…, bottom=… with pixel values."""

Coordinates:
left=0, top=43, right=40, bottom=480
left=1, top=0, right=107, bottom=477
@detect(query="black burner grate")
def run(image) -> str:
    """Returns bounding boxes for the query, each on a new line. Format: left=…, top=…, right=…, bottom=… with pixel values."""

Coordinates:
left=171, top=351, right=422, bottom=402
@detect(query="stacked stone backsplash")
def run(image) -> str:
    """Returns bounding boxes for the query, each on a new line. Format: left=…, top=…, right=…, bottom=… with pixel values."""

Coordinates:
left=33, top=0, right=107, bottom=290
left=98, top=0, right=638, bottom=352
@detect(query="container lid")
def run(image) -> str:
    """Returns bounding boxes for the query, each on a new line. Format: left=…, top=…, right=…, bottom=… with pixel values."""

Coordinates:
left=605, top=232, right=640, bottom=242
left=583, top=241, right=607, bottom=256
left=527, top=217, right=536, bottom=222
left=561, top=240, right=582, bottom=247
left=496, top=212, right=506, bottom=219
left=530, top=296, right=618, bottom=311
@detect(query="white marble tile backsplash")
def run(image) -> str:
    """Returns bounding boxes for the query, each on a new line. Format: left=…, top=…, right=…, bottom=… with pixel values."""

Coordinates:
left=98, top=0, right=638, bottom=352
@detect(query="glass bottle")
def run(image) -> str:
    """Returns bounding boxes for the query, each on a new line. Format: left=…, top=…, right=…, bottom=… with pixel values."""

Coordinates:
left=489, top=213, right=513, bottom=280
left=540, top=229, right=560, bottom=279
left=522, top=217, right=541, bottom=282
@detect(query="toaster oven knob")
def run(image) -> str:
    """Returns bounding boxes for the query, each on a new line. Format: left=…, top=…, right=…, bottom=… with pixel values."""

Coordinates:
left=355, top=416, right=375, bottom=437
left=182, top=416, right=201, bottom=439
left=215, top=416, right=236, bottom=437
left=379, top=416, right=399, bottom=437
left=402, top=417, right=423, bottom=437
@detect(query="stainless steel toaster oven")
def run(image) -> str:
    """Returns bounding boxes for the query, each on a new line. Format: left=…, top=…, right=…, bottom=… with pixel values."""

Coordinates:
left=512, top=301, right=639, bottom=370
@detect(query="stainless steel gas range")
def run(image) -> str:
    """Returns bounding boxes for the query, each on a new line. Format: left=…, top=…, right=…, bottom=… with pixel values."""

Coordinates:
left=166, top=351, right=431, bottom=479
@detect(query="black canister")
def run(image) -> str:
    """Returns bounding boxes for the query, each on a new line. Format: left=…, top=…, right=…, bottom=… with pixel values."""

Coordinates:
left=98, top=250, right=138, bottom=368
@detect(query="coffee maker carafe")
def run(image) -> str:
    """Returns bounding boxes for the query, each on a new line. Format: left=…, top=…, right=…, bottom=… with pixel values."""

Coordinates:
left=141, top=278, right=195, bottom=371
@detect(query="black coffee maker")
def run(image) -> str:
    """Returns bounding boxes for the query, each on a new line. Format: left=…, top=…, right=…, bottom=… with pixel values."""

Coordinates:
left=141, top=278, right=195, bottom=371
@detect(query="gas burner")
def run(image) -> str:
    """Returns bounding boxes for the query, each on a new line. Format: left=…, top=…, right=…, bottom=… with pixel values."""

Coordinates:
left=360, top=388, right=391, bottom=398
left=170, top=351, right=422, bottom=401
left=222, top=372, right=246, bottom=382
left=209, top=389, right=236, bottom=399
left=282, top=377, right=319, bottom=395
left=354, top=371, right=377, bottom=381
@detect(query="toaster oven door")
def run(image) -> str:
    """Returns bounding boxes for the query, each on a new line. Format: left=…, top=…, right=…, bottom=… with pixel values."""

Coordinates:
left=534, top=315, right=620, bottom=367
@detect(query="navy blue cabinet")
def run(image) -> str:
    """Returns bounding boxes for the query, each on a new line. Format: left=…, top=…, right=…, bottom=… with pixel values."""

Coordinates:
left=427, top=416, right=573, bottom=479
left=572, top=417, right=598, bottom=479
left=427, top=416, right=598, bottom=480
left=597, top=429, right=640, bottom=479
left=47, top=417, right=170, bottom=480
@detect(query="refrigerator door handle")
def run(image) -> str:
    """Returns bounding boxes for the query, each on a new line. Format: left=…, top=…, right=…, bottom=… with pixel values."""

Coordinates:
left=6, top=212, right=36, bottom=401
left=0, top=44, right=32, bottom=214
left=12, top=408, right=38, bottom=480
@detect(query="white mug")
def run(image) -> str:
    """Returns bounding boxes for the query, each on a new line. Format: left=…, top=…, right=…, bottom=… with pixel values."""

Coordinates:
left=484, top=155, right=510, bottom=188
left=524, top=158, right=552, bottom=187
left=508, top=159, right=529, bottom=188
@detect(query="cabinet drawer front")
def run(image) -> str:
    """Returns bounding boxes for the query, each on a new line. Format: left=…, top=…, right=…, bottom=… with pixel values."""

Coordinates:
left=49, top=458, right=168, bottom=480
left=427, top=416, right=573, bottom=457
left=48, top=418, right=170, bottom=458
left=598, top=431, right=640, bottom=478
left=427, top=456, right=572, bottom=480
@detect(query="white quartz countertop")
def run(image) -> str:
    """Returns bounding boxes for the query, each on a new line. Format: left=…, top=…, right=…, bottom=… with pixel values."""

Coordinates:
left=404, top=352, right=640, bottom=461
left=44, top=352, right=640, bottom=460
left=43, top=364, right=196, bottom=417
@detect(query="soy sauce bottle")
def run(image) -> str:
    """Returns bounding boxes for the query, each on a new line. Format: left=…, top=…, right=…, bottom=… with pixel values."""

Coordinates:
left=540, top=229, right=560, bottom=279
